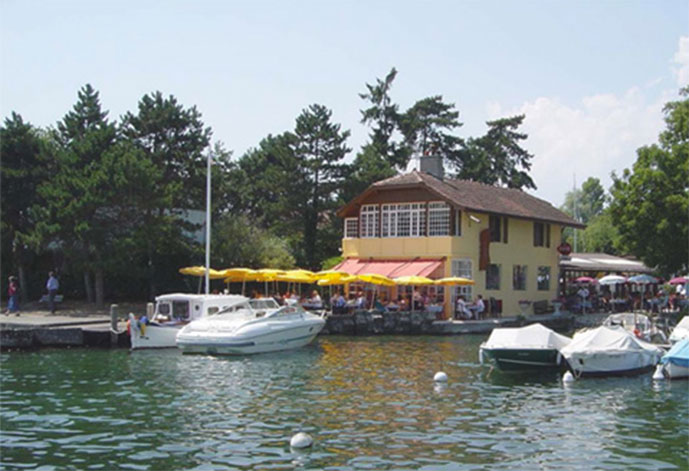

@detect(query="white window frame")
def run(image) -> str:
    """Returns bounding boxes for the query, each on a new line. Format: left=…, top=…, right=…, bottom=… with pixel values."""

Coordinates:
left=451, top=258, right=473, bottom=306
left=429, top=201, right=451, bottom=236
left=344, top=218, right=358, bottom=239
left=360, top=204, right=379, bottom=238
left=381, top=202, right=426, bottom=238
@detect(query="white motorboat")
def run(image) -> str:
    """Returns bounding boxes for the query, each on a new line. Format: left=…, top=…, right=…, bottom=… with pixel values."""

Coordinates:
left=176, top=303, right=325, bottom=355
left=479, top=323, right=571, bottom=371
left=653, top=338, right=689, bottom=380
left=129, top=294, right=279, bottom=350
left=560, top=326, right=663, bottom=377
left=669, top=316, right=689, bottom=343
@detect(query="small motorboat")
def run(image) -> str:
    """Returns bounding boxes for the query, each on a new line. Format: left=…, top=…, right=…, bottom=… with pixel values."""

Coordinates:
left=176, top=303, right=325, bottom=355
left=479, top=323, right=572, bottom=371
left=653, top=338, right=689, bottom=380
left=129, top=294, right=279, bottom=350
left=560, top=326, right=663, bottom=377
left=669, top=316, right=689, bottom=343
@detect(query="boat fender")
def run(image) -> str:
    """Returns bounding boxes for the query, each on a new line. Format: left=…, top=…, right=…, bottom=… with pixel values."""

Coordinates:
left=290, top=432, right=313, bottom=449
left=479, top=349, right=484, bottom=365
left=652, top=364, right=666, bottom=381
left=562, top=371, right=575, bottom=383
left=434, top=371, right=448, bottom=383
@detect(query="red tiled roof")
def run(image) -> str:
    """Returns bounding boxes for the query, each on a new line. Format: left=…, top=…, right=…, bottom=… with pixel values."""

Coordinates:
left=340, top=171, right=584, bottom=228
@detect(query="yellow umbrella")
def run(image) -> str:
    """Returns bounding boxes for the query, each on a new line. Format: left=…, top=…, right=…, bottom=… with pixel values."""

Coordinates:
left=317, top=275, right=357, bottom=286
left=393, top=275, right=434, bottom=285
left=277, top=271, right=316, bottom=284
left=357, top=273, right=395, bottom=287
left=178, top=266, right=226, bottom=279
left=254, top=269, right=287, bottom=296
left=433, top=277, right=475, bottom=286
left=222, top=268, right=258, bottom=295
left=315, top=269, right=350, bottom=280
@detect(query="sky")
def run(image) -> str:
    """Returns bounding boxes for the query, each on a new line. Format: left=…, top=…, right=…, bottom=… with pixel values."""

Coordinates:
left=1, top=0, right=687, bottom=207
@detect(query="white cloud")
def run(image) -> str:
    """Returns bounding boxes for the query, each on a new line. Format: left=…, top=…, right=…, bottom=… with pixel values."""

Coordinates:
left=486, top=88, right=666, bottom=207
left=673, top=36, right=689, bottom=87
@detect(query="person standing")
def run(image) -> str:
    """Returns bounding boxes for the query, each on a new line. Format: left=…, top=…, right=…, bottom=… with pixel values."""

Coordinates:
left=7, top=276, right=20, bottom=315
left=46, top=271, right=59, bottom=314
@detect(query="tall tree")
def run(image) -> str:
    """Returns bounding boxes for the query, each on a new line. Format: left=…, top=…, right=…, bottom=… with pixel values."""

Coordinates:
left=359, top=67, right=409, bottom=169
left=34, top=84, right=118, bottom=306
left=452, top=115, right=536, bottom=190
left=291, top=104, right=351, bottom=268
left=0, top=113, right=47, bottom=301
left=400, top=95, right=463, bottom=163
left=561, top=177, right=607, bottom=224
left=342, top=144, right=396, bottom=204
left=609, top=87, right=689, bottom=276
left=120, top=91, right=212, bottom=297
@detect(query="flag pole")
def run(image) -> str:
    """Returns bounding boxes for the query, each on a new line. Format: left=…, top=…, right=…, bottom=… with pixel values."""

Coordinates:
left=205, top=148, right=212, bottom=295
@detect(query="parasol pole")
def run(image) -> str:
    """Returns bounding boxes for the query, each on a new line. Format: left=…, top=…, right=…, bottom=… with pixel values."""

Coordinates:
left=204, top=148, right=212, bottom=295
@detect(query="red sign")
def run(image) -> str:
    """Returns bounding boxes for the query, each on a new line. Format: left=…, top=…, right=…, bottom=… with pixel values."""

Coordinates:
left=557, top=242, right=572, bottom=256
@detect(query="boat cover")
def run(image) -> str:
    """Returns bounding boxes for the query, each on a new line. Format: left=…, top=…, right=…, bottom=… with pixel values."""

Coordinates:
left=669, top=316, right=689, bottom=343
left=482, top=323, right=571, bottom=350
left=561, top=326, right=662, bottom=357
left=661, top=338, right=689, bottom=368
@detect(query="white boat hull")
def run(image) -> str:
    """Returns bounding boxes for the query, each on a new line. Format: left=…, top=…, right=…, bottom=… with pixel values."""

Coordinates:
left=565, top=350, right=660, bottom=377
left=129, top=316, right=185, bottom=350
left=177, top=319, right=325, bottom=355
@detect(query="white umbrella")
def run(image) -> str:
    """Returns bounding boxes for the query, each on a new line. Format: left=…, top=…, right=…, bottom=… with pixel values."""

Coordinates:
left=598, top=275, right=627, bottom=285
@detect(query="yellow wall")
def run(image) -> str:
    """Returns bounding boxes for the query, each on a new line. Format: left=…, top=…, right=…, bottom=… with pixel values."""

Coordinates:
left=342, top=211, right=562, bottom=317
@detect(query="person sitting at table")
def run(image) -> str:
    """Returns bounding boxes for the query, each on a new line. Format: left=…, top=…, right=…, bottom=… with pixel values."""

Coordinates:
left=456, top=295, right=471, bottom=319
left=307, top=290, right=323, bottom=309
left=386, top=298, right=399, bottom=312
left=474, top=294, right=485, bottom=319
left=413, top=289, right=424, bottom=310
left=398, top=295, right=408, bottom=311
left=355, top=291, right=367, bottom=310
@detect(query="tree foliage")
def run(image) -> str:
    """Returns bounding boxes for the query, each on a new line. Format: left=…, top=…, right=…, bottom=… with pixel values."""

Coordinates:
left=452, top=115, right=536, bottom=190
left=609, top=88, right=689, bottom=276
left=561, top=176, right=607, bottom=224
left=400, top=95, right=463, bottom=163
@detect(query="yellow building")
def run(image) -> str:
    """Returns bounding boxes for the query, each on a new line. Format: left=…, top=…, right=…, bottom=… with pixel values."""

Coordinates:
left=334, top=159, right=584, bottom=318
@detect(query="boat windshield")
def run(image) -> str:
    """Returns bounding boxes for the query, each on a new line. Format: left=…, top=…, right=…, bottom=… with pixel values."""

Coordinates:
left=266, top=304, right=306, bottom=318
left=249, top=299, right=280, bottom=310
left=214, top=301, right=253, bottom=316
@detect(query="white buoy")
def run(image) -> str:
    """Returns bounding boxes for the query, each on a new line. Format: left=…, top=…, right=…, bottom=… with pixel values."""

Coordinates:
left=562, top=371, right=575, bottom=383
left=290, top=432, right=313, bottom=449
left=433, top=371, right=448, bottom=382
left=652, top=364, right=666, bottom=381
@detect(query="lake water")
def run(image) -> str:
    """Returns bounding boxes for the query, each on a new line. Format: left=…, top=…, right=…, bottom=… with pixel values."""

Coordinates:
left=1, top=336, right=687, bottom=470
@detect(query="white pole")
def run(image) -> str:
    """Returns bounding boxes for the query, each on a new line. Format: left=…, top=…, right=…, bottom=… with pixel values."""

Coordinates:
left=205, top=149, right=212, bottom=295
left=573, top=173, right=578, bottom=253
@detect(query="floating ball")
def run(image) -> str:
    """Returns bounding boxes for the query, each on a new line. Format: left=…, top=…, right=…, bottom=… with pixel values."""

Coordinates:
left=562, top=371, right=575, bottom=383
left=433, top=371, right=448, bottom=382
left=652, top=365, right=665, bottom=381
left=290, top=432, right=313, bottom=449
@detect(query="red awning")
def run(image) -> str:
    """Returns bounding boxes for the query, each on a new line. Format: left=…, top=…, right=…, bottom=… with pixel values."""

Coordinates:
left=333, top=258, right=444, bottom=279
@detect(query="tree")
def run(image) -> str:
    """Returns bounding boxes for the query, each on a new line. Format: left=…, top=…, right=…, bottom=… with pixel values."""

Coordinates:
left=34, top=84, right=118, bottom=306
left=0, top=113, right=47, bottom=301
left=120, top=91, right=212, bottom=297
left=400, top=95, right=463, bottom=163
left=578, top=210, right=620, bottom=254
left=452, top=115, right=536, bottom=190
left=291, top=104, right=351, bottom=268
left=609, top=88, right=689, bottom=276
left=341, top=144, right=396, bottom=204
left=561, top=177, right=607, bottom=224
left=359, top=68, right=409, bottom=169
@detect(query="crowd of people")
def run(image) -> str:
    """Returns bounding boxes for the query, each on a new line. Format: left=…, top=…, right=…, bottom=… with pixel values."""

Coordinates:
left=568, top=283, right=687, bottom=314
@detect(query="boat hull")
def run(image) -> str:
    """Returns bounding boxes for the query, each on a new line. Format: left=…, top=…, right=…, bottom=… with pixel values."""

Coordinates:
left=564, top=351, right=660, bottom=377
left=129, top=314, right=185, bottom=350
left=659, top=361, right=689, bottom=379
left=177, top=320, right=325, bottom=355
left=480, top=347, right=563, bottom=371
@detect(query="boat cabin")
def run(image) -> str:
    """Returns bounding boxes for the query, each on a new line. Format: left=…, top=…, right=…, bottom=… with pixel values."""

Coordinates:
left=153, top=294, right=249, bottom=323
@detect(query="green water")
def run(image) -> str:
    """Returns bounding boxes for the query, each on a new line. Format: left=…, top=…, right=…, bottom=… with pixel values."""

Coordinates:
left=1, top=336, right=687, bottom=470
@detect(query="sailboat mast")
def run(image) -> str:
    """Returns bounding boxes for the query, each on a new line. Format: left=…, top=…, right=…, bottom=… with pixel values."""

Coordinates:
left=205, top=149, right=212, bottom=295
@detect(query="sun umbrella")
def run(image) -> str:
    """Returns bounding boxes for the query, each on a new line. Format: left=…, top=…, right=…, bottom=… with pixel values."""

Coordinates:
left=317, top=275, right=357, bottom=286
left=574, top=276, right=598, bottom=284
left=393, top=275, right=434, bottom=285
left=357, top=273, right=395, bottom=287
left=628, top=274, right=658, bottom=284
left=277, top=271, right=316, bottom=284
left=315, top=270, right=350, bottom=281
left=598, top=275, right=627, bottom=285
left=669, top=276, right=689, bottom=285
left=433, top=277, right=475, bottom=286
left=254, top=269, right=287, bottom=295
left=179, top=266, right=226, bottom=279
left=222, top=268, right=257, bottom=295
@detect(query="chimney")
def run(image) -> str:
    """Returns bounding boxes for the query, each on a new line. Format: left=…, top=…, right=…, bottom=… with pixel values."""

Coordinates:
left=419, top=155, right=444, bottom=180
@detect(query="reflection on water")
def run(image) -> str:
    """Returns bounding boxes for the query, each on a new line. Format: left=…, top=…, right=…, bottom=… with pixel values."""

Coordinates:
left=1, top=336, right=687, bottom=470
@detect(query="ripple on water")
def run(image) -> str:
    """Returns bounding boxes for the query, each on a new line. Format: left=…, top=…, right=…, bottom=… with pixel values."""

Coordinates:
left=1, top=340, right=688, bottom=470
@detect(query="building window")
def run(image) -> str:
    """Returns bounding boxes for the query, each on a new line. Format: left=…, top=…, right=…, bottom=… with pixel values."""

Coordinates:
left=382, top=203, right=426, bottom=237
left=360, top=204, right=379, bottom=238
left=451, top=258, right=473, bottom=305
left=344, top=218, right=358, bottom=238
left=533, top=222, right=551, bottom=247
left=489, top=215, right=508, bottom=243
left=513, top=265, right=527, bottom=290
left=455, top=210, right=462, bottom=236
left=486, top=264, right=500, bottom=290
left=429, top=202, right=450, bottom=236
left=537, top=266, right=551, bottom=291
